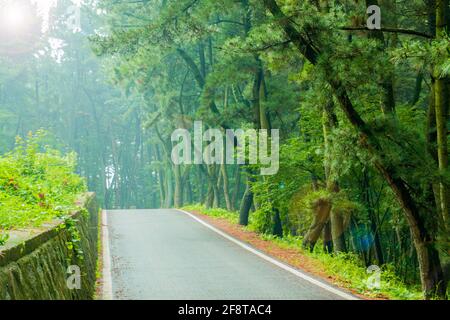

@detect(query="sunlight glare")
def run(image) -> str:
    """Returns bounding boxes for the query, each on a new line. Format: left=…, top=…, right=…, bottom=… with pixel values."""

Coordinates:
left=2, top=3, right=28, bottom=30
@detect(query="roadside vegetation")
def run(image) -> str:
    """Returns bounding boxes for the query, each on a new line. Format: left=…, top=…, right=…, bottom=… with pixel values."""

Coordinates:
left=0, top=131, right=87, bottom=245
left=184, top=204, right=423, bottom=300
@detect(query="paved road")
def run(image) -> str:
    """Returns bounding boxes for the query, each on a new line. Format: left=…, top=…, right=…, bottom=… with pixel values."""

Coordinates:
left=105, top=209, right=352, bottom=300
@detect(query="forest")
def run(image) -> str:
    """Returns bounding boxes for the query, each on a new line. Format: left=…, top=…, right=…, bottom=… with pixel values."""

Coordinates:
left=0, top=0, right=449, bottom=299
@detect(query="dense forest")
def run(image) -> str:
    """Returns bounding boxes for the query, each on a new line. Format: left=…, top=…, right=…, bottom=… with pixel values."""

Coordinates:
left=0, top=0, right=449, bottom=299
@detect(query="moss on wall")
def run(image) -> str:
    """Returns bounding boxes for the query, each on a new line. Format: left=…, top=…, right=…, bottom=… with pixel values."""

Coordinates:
left=0, top=193, right=99, bottom=300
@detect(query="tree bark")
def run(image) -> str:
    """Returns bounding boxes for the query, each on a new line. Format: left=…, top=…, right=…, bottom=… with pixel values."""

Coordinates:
left=435, top=0, right=449, bottom=227
left=273, top=208, right=283, bottom=237
left=231, top=166, right=241, bottom=211
left=239, top=174, right=254, bottom=226
left=330, top=209, right=347, bottom=253
left=322, top=221, right=333, bottom=253
left=173, top=164, right=183, bottom=208
left=221, top=163, right=233, bottom=211
left=303, top=198, right=332, bottom=251
left=323, top=100, right=348, bottom=253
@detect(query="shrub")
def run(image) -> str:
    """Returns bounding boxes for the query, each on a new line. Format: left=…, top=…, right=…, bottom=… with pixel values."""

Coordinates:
left=0, top=131, right=87, bottom=244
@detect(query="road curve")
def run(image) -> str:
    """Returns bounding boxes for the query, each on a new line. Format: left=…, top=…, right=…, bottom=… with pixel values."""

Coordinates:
left=104, top=209, right=354, bottom=300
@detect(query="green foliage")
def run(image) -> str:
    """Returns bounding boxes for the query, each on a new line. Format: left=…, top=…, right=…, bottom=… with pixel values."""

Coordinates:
left=0, top=232, right=9, bottom=246
left=183, top=204, right=239, bottom=224
left=59, top=217, right=84, bottom=261
left=0, top=131, right=87, bottom=244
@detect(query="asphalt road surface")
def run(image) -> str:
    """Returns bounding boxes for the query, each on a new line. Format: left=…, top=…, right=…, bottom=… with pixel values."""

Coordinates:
left=104, top=209, right=355, bottom=300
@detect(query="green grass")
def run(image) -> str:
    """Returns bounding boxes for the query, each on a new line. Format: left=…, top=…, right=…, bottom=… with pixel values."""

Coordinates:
left=183, top=204, right=424, bottom=300
left=0, top=132, right=87, bottom=245
left=183, top=204, right=240, bottom=224
left=260, top=234, right=423, bottom=300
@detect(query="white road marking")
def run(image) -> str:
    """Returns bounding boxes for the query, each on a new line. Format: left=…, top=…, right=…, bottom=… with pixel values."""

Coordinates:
left=102, top=210, right=114, bottom=300
left=178, top=209, right=359, bottom=301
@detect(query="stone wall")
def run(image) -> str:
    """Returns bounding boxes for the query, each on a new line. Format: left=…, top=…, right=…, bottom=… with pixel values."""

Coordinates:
left=0, top=193, right=99, bottom=300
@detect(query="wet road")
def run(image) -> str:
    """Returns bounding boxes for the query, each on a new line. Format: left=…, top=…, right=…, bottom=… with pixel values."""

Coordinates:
left=104, top=209, right=355, bottom=300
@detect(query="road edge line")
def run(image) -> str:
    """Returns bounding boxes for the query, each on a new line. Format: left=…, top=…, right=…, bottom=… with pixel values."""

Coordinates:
left=102, top=210, right=113, bottom=300
left=177, top=209, right=359, bottom=301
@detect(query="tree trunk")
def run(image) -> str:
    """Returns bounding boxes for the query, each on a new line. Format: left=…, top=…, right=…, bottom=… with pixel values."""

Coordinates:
left=435, top=0, right=449, bottom=227
left=213, top=183, right=220, bottom=208
left=165, top=167, right=173, bottom=208
left=434, top=75, right=449, bottom=222
left=206, top=182, right=214, bottom=209
left=369, top=212, right=385, bottom=265
left=198, top=168, right=205, bottom=203
left=205, top=165, right=219, bottom=208
left=322, top=221, right=333, bottom=253
left=303, top=198, right=332, bottom=251
left=330, top=209, right=347, bottom=253
left=221, top=163, right=232, bottom=211
left=239, top=176, right=254, bottom=226
left=273, top=208, right=283, bottom=237
left=173, top=164, right=183, bottom=208
left=364, top=171, right=385, bottom=265
left=231, top=166, right=241, bottom=211
left=323, top=101, right=348, bottom=253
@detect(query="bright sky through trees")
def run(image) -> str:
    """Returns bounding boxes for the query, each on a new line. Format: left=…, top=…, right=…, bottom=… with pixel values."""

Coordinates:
left=2, top=3, right=27, bottom=29
left=0, top=0, right=59, bottom=33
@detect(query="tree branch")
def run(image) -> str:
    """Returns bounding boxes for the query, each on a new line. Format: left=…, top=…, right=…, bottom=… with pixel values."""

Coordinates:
left=340, top=26, right=433, bottom=39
